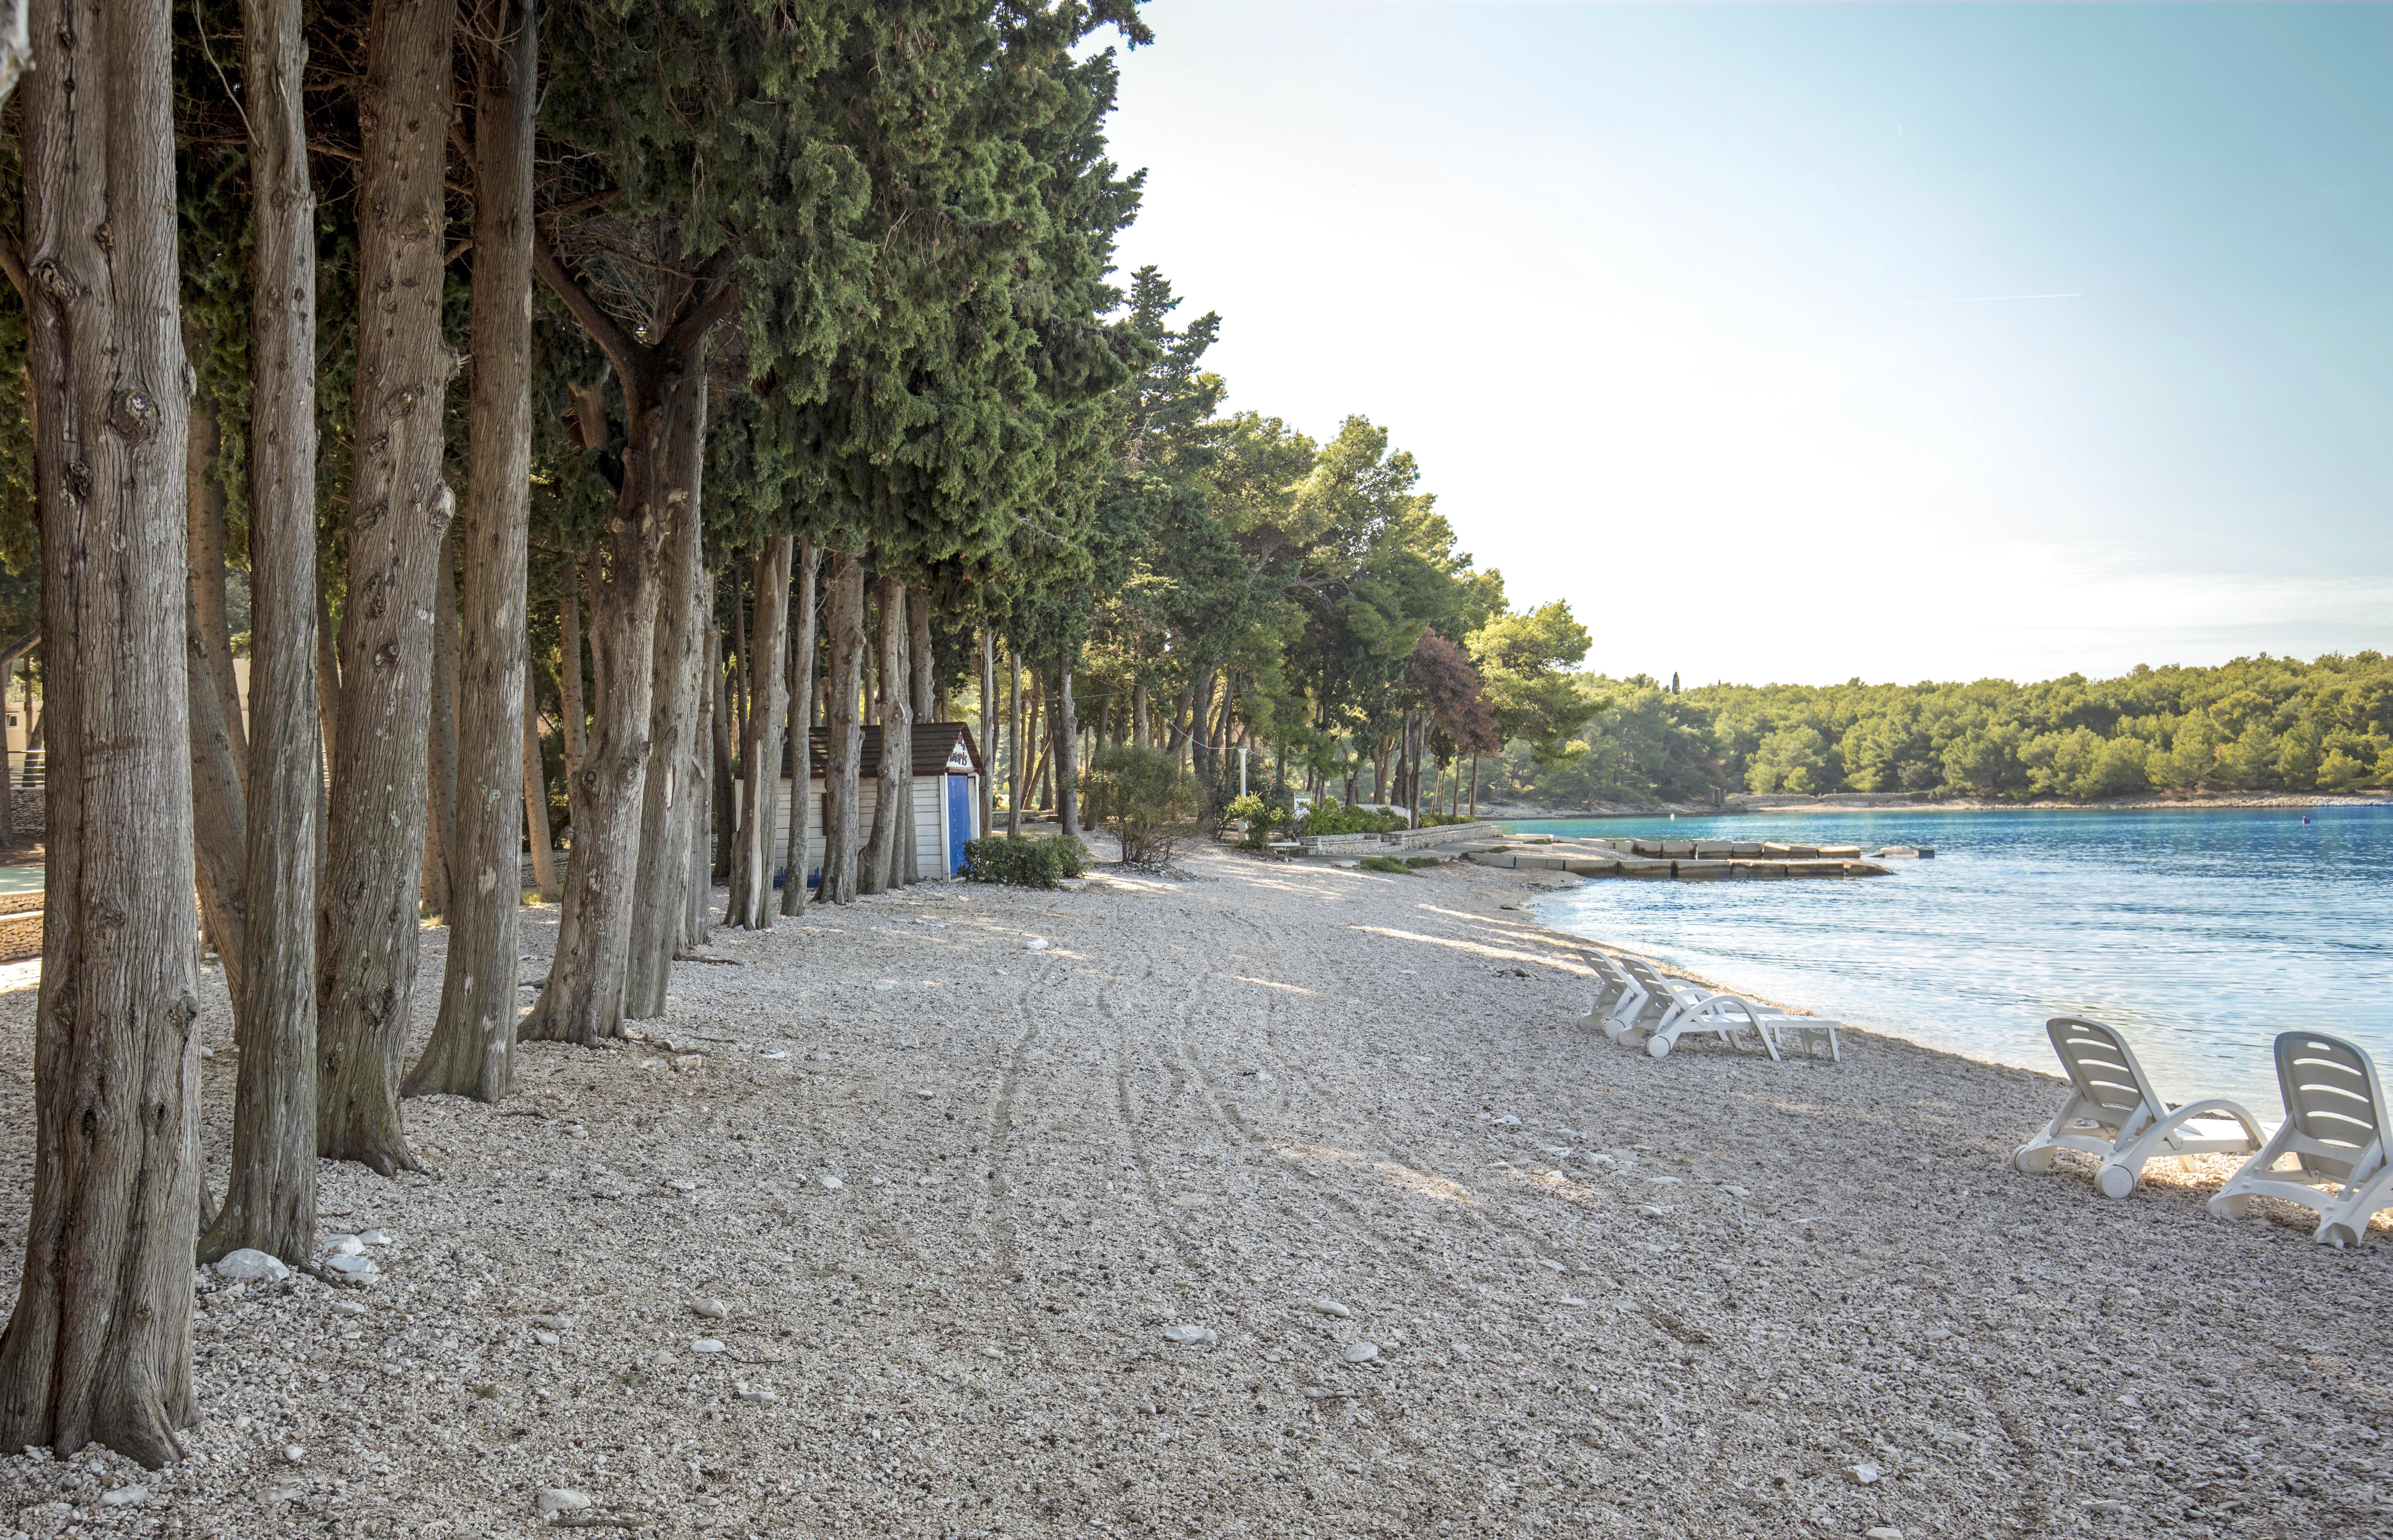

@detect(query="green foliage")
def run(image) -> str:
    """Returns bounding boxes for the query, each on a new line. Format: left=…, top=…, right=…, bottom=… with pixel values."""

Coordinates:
left=1489, top=654, right=2393, bottom=807
left=1081, top=744, right=1196, bottom=865
left=1357, top=855, right=1414, bottom=875
left=962, top=833, right=1090, bottom=888
left=1297, top=797, right=1400, bottom=835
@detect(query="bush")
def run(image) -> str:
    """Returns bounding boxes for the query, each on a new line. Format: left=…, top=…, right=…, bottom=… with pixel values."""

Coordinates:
left=962, top=834, right=1090, bottom=888
left=1404, top=855, right=1441, bottom=868
left=1222, top=792, right=1293, bottom=849
left=1357, top=855, right=1418, bottom=875
left=1296, top=797, right=1399, bottom=836
left=1081, top=745, right=1197, bottom=867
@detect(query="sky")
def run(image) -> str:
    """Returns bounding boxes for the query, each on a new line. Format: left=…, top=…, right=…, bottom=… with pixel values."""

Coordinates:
left=1093, top=3, right=2393, bottom=687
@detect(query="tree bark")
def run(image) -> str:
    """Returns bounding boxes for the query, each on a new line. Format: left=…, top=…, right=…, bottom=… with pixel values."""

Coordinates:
left=819, top=552, right=866, bottom=905
left=778, top=540, right=818, bottom=915
left=527, top=235, right=731, bottom=1042
left=418, top=543, right=458, bottom=919
left=1006, top=648, right=1023, bottom=837
left=558, top=561, right=587, bottom=781
left=731, top=538, right=791, bottom=927
left=0, top=0, right=201, bottom=1465
left=709, top=624, right=734, bottom=882
left=186, top=374, right=249, bottom=1011
left=906, top=585, right=933, bottom=883
left=623, top=466, right=708, bottom=1019
left=315, top=0, right=457, bottom=1175
left=977, top=625, right=996, bottom=841
left=859, top=580, right=907, bottom=895
left=407, top=0, right=535, bottom=1102
left=1054, top=655, right=1081, bottom=841
left=1133, top=676, right=1149, bottom=749
left=685, top=585, right=713, bottom=951
left=199, top=0, right=321, bottom=1271
left=522, top=662, right=557, bottom=900
left=185, top=386, right=249, bottom=771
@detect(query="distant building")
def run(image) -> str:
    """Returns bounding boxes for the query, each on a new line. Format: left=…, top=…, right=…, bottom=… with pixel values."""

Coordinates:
left=765, top=723, right=986, bottom=887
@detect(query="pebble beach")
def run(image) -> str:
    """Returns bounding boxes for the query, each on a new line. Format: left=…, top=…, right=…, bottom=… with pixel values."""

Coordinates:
left=0, top=838, right=2384, bottom=1539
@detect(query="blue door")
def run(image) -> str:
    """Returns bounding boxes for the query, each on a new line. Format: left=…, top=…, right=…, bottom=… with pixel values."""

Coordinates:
left=946, top=775, right=972, bottom=874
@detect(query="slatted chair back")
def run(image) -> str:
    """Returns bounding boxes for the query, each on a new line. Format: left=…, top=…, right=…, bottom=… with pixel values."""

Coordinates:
left=2045, top=1018, right=2160, bottom=1132
left=2273, top=1032, right=2388, bottom=1183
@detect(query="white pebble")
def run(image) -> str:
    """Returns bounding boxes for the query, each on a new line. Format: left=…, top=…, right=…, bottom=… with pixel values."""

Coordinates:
left=536, top=1488, right=593, bottom=1515
left=358, top=1230, right=393, bottom=1246
left=820, top=1176, right=844, bottom=1190
left=1342, top=1341, right=1380, bottom=1364
left=691, top=1339, right=727, bottom=1354
left=690, top=1298, right=730, bottom=1320
left=324, top=1235, right=365, bottom=1257
left=1160, top=1323, right=1217, bottom=1347
left=1846, top=1462, right=1881, bottom=1485
left=1311, top=1297, right=1351, bottom=1319
left=100, top=1487, right=147, bottom=1507
left=1024, top=937, right=1049, bottom=951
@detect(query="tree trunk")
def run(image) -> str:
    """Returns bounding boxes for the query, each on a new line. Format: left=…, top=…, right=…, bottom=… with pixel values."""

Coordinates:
left=1006, top=648, right=1023, bottom=837
left=198, top=0, right=321, bottom=1270
left=527, top=228, right=731, bottom=1041
left=185, top=386, right=249, bottom=770
left=1054, top=655, right=1080, bottom=840
left=315, top=0, right=457, bottom=1174
left=1469, top=755, right=1479, bottom=818
left=819, top=552, right=866, bottom=905
left=859, top=580, right=908, bottom=895
left=977, top=626, right=996, bottom=841
left=522, top=661, right=557, bottom=900
left=406, top=0, right=535, bottom=1102
left=558, top=561, right=587, bottom=781
left=778, top=540, right=818, bottom=915
left=0, top=0, right=201, bottom=1464
left=683, top=572, right=714, bottom=952
left=186, top=373, right=249, bottom=1012
left=418, top=544, right=458, bottom=919
left=709, top=625, right=734, bottom=883
left=1132, top=676, right=1149, bottom=749
left=622, top=410, right=710, bottom=1020
left=581, top=555, right=607, bottom=732
left=905, top=584, right=933, bottom=882
left=731, top=537, right=790, bottom=927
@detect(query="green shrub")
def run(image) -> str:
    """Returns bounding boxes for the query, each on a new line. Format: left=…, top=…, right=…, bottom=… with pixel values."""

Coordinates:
left=962, top=834, right=1089, bottom=888
left=1081, top=745, right=1197, bottom=867
left=1297, top=797, right=1400, bottom=836
left=1358, top=855, right=1415, bottom=875
left=1404, top=855, right=1441, bottom=868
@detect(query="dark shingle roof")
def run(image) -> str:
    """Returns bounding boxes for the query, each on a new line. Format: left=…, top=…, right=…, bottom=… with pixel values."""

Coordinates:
left=779, top=722, right=984, bottom=780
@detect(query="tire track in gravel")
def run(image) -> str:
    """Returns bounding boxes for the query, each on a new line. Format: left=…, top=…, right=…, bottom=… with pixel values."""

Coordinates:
left=977, top=959, right=1064, bottom=1276
left=1095, top=961, right=1204, bottom=1270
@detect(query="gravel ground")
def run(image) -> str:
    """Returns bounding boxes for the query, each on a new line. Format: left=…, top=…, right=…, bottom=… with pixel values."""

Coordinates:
left=0, top=838, right=2384, bottom=1539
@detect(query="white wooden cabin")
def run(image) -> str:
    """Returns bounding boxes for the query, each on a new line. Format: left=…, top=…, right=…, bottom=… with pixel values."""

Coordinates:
left=766, top=722, right=985, bottom=889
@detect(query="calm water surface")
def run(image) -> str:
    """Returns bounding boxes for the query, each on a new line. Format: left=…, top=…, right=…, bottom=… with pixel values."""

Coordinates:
left=1509, top=806, right=2393, bottom=1113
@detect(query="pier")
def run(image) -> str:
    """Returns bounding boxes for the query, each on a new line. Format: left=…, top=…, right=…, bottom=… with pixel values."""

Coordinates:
left=1467, top=835, right=1893, bottom=880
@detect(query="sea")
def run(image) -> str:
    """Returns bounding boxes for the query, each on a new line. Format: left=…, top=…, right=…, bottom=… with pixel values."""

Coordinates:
left=1508, top=805, right=2393, bottom=1116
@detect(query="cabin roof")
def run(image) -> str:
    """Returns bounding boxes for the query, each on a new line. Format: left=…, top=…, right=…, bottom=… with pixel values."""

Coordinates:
left=782, top=722, right=984, bottom=780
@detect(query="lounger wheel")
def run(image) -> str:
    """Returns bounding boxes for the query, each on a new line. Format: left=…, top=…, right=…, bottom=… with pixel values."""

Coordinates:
left=2094, top=1163, right=2138, bottom=1200
left=2208, top=1193, right=2253, bottom=1221
left=2317, top=1220, right=2362, bottom=1250
left=2011, top=1145, right=2056, bottom=1175
left=1646, top=1035, right=1672, bottom=1059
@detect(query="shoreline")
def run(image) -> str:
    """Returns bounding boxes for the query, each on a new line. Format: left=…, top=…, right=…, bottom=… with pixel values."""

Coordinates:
left=0, top=838, right=2378, bottom=1537
left=1482, top=790, right=2392, bottom=821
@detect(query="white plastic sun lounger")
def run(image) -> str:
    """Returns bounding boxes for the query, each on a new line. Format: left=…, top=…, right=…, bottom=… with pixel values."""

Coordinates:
left=2012, top=1018, right=2265, bottom=1199
left=1611, top=955, right=1844, bottom=1061
left=1574, top=953, right=1644, bottom=1034
left=2209, top=1031, right=2391, bottom=1247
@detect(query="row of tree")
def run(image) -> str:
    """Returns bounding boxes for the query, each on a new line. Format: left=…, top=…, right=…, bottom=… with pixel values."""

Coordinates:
left=0, top=0, right=1605, bottom=1465
left=1480, top=653, right=2393, bottom=807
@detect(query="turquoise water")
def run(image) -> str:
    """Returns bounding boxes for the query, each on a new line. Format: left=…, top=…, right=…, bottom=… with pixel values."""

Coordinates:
left=1508, top=806, right=2393, bottom=1114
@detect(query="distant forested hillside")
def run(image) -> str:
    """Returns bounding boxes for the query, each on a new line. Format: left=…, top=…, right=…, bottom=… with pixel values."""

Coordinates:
left=1480, top=653, right=2393, bottom=807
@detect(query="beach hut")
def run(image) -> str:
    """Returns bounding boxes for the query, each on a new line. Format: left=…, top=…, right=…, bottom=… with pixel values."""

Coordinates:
left=773, top=722, right=985, bottom=887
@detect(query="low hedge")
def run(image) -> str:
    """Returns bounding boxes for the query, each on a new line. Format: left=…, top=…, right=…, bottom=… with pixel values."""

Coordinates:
left=962, top=834, right=1090, bottom=889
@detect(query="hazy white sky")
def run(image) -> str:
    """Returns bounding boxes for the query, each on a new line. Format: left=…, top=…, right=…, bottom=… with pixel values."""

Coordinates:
left=1098, top=3, right=2393, bottom=686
